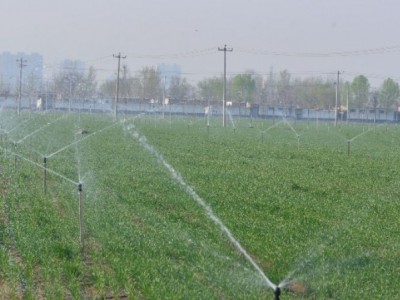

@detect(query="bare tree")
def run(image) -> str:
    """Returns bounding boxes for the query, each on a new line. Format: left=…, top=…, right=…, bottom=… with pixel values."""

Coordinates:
left=168, top=76, right=192, bottom=100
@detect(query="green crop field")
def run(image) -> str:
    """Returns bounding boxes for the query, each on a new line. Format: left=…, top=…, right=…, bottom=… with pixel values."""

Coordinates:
left=0, top=111, right=399, bottom=299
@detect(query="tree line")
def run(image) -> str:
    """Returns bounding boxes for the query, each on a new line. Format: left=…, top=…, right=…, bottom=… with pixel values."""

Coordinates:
left=2, top=60, right=399, bottom=111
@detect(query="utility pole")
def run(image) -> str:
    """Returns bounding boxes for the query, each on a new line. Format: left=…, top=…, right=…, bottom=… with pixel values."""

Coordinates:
left=218, top=45, right=233, bottom=127
left=122, top=64, right=127, bottom=117
left=113, top=53, right=126, bottom=121
left=162, top=76, right=166, bottom=119
left=16, top=57, right=27, bottom=115
left=346, top=85, right=349, bottom=124
left=335, top=71, right=342, bottom=127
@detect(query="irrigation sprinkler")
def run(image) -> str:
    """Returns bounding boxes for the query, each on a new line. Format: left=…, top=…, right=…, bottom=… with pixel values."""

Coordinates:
left=14, top=142, right=17, bottom=168
left=207, top=106, right=210, bottom=126
left=4, top=133, right=7, bottom=159
left=78, top=182, right=85, bottom=255
left=297, top=135, right=300, bottom=150
left=43, top=156, right=47, bottom=194
left=274, top=287, right=281, bottom=300
left=347, top=140, right=351, bottom=156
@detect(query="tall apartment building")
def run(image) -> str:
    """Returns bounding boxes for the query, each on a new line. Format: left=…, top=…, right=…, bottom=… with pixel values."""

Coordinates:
left=157, top=63, right=182, bottom=89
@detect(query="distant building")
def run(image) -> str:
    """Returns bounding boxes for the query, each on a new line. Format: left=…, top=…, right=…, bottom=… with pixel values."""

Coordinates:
left=0, top=51, right=43, bottom=95
left=60, top=59, right=85, bottom=73
left=157, top=63, right=182, bottom=89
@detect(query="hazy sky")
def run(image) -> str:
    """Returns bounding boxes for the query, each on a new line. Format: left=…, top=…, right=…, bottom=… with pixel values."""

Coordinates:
left=1, top=0, right=400, bottom=86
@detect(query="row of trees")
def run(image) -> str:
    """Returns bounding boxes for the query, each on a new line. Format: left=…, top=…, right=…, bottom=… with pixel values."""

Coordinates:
left=2, top=60, right=399, bottom=111
left=104, top=67, right=400, bottom=111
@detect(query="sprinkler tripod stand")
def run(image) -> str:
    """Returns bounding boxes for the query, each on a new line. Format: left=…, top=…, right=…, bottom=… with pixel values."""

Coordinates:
left=274, top=287, right=281, bottom=300
left=78, top=182, right=85, bottom=256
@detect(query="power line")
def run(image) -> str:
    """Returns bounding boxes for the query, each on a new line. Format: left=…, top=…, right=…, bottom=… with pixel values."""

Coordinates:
left=79, top=43, right=400, bottom=64
left=127, top=47, right=217, bottom=59
left=235, top=44, right=400, bottom=58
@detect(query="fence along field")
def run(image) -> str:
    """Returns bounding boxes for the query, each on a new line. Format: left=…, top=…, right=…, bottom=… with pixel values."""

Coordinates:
left=0, top=110, right=399, bottom=299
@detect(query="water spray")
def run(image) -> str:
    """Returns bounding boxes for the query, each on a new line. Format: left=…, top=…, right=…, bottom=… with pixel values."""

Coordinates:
left=259, top=120, right=284, bottom=143
left=226, top=109, right=236, bottom=131
left=128, top=123, right=281, bottom=296
left=47, top=122, right=117, bottom=159
left=15, top=114, right=66, bottom=145
left=43, top=156, right=47, bottom=194
left=346, top=123, right=384, bottom=156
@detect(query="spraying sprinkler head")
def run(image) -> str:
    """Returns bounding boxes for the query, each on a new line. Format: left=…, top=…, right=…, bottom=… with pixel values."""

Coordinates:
left=274, top=287, right=281, bottom=300
left=78, top=182, right=83, bottom=192
left=43, top=156, right=47, bottom=164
